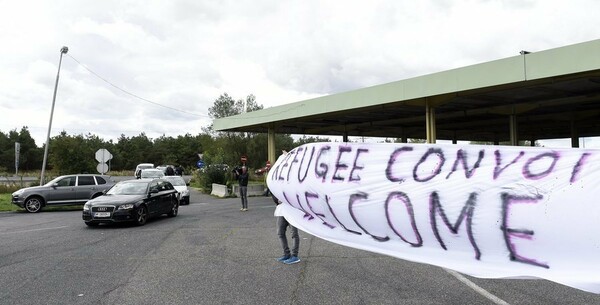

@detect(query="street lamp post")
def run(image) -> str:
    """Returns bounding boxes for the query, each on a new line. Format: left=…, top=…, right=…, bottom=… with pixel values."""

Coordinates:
left=40, top=46, right=68, bottom=185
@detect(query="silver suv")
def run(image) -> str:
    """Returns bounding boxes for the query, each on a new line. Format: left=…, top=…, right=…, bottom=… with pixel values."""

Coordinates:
left=11, top=174, right=115, bottom=213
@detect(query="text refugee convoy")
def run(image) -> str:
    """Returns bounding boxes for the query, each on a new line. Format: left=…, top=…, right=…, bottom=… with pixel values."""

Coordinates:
left=267, top=142, right=600, bottom=293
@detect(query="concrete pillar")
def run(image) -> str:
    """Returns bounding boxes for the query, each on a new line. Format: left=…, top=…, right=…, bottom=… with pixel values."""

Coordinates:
left=425, top=100, right=436, bottom=144
left=570, top=120, right=579, bottom=148
left=509, top=115, right=518, bottom=146
left=268, top=126, right=276, bottom=164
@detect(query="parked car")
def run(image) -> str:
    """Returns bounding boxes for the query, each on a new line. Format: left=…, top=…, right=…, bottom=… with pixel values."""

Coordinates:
left=134, top=163, right=154, bottom=179
left=140, top=168, right=165, bottom=179
left=12, top=174, right=115, bottom=213
left=162, top=176, right=190, bottom=205
left=82, top=178, right=179, bottom=226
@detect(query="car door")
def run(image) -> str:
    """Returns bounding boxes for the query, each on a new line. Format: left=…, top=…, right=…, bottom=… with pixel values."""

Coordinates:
left=75, top=175, right=97, bottom=203
left=45, top=176, right=78, bottom=205
left=159, top=181, right=175, bottom=213
left=146, top=181, right=162, bottom=215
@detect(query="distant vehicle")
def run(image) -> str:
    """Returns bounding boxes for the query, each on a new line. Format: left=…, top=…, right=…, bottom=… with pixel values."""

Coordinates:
left=140, top=168, right=165, bottom=179
left=11, top=174, right=115, bottom=213
left=82, top=178, right=179, bottom=226
left=163, top=176, right=190, bottom=205
left=135, top=163, right=154, bottom=179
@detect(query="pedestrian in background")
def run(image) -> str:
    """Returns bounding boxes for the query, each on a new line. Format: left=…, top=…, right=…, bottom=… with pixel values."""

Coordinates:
left=234, top=166, right=249, bottom=211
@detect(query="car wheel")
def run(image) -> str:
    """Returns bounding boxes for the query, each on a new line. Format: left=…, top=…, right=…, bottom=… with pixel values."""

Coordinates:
left=135, top=205, right=148, bottom=226
left=24, top=197, right=43, bottom=213
left=168, top=198, right=178, bottom=217
left=85, top=222, right=99, bottom=227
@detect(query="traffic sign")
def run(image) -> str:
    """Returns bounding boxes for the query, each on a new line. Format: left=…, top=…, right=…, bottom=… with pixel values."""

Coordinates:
left=196, top=160, right=205, bottom=168
left=95, top=149, right=113, bottom=163
left=96, top=163, right=109, bottom=174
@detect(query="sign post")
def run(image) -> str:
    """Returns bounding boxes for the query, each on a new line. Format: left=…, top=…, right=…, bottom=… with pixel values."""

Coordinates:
left=95, top=149, right=113, bottom=174
left=15, top=142, right=20, bottom=176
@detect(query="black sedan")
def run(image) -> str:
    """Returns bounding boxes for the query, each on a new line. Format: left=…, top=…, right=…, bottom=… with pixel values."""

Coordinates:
left=82, top=179, right=179, bottom=226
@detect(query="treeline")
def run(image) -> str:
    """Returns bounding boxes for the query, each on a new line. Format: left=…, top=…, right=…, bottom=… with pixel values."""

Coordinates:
left=0, top=127, right=330, bottom=175
left=0, top=93, right=330, bottom=175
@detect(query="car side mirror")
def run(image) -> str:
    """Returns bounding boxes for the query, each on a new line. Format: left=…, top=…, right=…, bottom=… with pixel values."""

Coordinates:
left=52, top=183, right=59, bottom=188
left=186, top=183, right=190, bottom=186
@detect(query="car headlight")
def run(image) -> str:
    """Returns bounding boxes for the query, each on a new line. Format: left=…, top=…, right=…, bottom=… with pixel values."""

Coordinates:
left=182, top=189, right=189, bottom=196
left=83, top=203, right=91, bottom=211
left=12, top=189, right=24, bottom=196
left=118, top=204, right=134, bottom=210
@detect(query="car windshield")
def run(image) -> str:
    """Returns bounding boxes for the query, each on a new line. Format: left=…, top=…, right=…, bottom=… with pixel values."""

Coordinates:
left=141, top=170, right=164, bottom=178
left=107, top=182, right=148, bottom=195
left=164, top=177, right=185, bottom=186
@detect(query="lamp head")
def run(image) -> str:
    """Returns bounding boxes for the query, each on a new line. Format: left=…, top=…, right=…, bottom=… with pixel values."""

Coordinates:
left=60, top=46, right=69, bottom=54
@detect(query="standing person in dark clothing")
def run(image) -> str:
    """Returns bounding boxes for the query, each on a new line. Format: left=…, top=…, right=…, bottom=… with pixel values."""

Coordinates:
left=234, top=166, right=249, bottom=211
left=165, top=166, right=175, bottom=176
left=175, top=165, right=183, bottom=176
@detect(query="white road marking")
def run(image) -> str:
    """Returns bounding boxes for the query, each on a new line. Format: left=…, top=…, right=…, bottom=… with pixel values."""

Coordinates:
left=445, top=268, right=511, bottom=305
left=0, top=225, right=69, bottom=235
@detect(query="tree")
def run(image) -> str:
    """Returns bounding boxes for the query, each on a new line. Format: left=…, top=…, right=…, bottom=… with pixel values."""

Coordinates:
left=294, top=135, right=330, bottom=147
left=48, top=131, right=97, bottom=174
left=205, top=93, right=265, bottom=134
left=2, top=127, right=43, bottom=171
left=208, top=93, right=238, bottom=119
left=114, top=133, right=154, bottom=170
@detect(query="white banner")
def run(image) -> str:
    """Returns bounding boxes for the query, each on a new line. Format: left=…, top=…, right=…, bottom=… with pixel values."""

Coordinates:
left=267, top=142, right=600, bottom=293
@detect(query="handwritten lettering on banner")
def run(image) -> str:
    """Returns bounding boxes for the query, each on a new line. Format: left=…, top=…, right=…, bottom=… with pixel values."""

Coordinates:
left=267, top=142, right=600, bottom=293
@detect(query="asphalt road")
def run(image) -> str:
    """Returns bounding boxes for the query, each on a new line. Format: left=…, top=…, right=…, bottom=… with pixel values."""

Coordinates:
left=0, top=189, right=599, bottom=305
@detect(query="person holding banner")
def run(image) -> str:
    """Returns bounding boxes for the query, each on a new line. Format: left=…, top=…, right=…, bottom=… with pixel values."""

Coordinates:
left=274, top=196, right=301, bottom=265
left=272, top=149, right=301, bottom=264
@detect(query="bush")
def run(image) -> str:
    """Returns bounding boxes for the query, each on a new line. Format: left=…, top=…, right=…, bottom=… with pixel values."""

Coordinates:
left=194, top=167, right=231, bottom=191
left=0, top=184, right=21, bottom=193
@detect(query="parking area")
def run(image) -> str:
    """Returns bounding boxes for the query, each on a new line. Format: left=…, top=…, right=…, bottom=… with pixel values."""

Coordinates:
left=0, top=189, right=598, bottom=305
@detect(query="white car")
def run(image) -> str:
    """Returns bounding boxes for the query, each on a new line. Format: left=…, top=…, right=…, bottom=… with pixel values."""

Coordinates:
left=162, top=176, right=190, bottom=205
left=135, top=163, right=154, bottom=178
left=140, top=168, right=165, bottom=179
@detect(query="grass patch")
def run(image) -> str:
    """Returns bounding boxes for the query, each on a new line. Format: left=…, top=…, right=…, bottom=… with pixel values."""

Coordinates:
left=0, top=193, right=20, bottom=212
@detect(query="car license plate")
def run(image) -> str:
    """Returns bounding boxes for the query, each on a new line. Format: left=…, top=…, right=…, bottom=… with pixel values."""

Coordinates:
left=95, top=212, right=111, bottom=217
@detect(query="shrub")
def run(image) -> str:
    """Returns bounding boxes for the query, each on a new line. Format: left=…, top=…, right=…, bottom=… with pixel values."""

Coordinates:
left=0, top=184, right=21, bottom=193
left=194, top=167, right=231, bottom=191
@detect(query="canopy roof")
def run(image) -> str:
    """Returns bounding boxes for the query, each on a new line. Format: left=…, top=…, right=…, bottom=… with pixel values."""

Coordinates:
left=214, top=39, right=600, bottom=143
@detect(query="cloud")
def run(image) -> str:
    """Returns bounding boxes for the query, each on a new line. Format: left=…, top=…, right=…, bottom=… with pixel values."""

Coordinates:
left=0, top=0, right=599, bottom=147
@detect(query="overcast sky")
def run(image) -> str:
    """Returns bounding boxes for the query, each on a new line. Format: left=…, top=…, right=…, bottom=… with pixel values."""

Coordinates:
left=1, top=0, right=599, bottom=147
